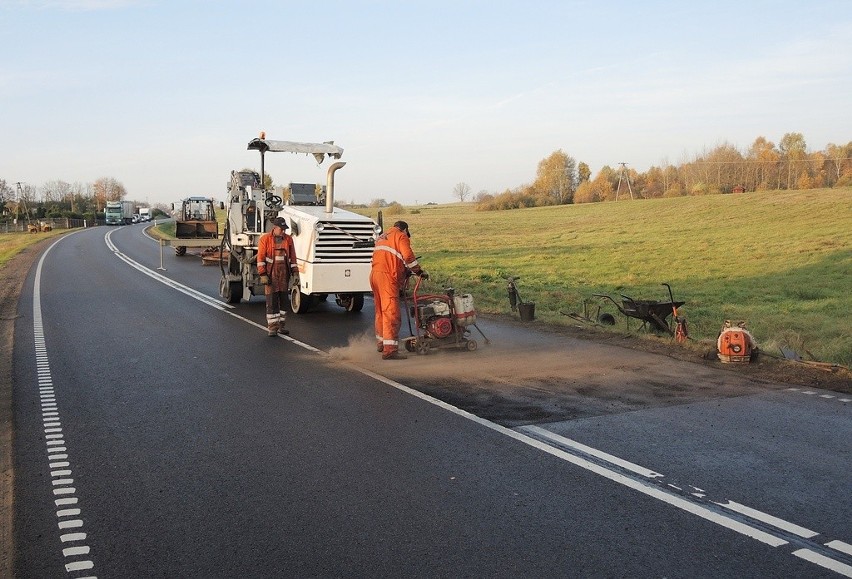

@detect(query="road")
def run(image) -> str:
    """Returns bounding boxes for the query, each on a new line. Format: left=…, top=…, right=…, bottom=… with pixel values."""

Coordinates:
left=11, top=224, right=852, bottom=578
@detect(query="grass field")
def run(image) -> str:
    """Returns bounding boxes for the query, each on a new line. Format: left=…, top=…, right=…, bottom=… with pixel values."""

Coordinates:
left=359, top=188, right=851, bottom=365
left=0, top=229, right=68, bottom=269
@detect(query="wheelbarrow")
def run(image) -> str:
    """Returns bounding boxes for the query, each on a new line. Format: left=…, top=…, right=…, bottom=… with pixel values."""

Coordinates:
left=593, top=290, right=685, bottom=335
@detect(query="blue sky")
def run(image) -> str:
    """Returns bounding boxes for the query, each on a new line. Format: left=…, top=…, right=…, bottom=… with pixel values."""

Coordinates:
left=2, top=0, right=850, bottom=207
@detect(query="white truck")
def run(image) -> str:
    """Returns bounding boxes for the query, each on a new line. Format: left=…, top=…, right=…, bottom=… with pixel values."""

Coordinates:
left=105, top=200, right=135, bottom=225
left=218, top=137, right=380, bottom=313
left=138, top=207, right=152, bottom=221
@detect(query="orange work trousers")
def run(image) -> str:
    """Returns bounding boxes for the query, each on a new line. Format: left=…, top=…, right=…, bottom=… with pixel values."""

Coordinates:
left=370, top=270, right=403, bottom=350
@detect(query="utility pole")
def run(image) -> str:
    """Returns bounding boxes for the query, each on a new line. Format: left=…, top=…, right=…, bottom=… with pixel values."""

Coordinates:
left=15, top=182, right=31, bottom=226
left=615, top=162, right=634, bottom=200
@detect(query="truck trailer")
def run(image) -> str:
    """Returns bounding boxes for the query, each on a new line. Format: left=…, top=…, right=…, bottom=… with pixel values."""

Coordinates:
left=105, top=200, right=135, bottom=225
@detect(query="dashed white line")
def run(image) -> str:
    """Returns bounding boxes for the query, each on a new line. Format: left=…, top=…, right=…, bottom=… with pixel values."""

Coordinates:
left=33, top=236, right=97, bottom=577
left=97, top=228, right=850, bottom=577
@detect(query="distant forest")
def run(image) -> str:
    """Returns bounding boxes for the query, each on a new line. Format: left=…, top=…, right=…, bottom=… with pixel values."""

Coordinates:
left=473, top=132, right=852, bottom=210
left=3, top=132, right=851, bottom=221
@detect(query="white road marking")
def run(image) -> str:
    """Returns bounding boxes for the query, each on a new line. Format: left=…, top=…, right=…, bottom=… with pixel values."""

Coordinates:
left=98, top=229, right=851, bottom=576
left=32, top=235, right=97, bottom=577
left=715, top=500, right=818, bottom=538
left=829, top=541, right=852, bottom=556
left=793, top=548, right=852, bottom=577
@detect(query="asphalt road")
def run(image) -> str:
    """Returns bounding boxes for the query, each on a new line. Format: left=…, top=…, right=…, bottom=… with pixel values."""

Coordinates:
left=11, top=224, right=852, bottom=578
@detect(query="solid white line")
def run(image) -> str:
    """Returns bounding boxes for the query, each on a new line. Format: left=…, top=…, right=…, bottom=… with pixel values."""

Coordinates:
left=714, top=500, right=818, bottom=538
left=520, top=426, right=664, bottom=478
left=793, top=548, right=852, bottom=577
left=104, top=227, right=846, bottom=575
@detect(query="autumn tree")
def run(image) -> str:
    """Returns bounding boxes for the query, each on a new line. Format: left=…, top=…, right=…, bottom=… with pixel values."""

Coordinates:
left=533, top=150, right=577, bottom=204
left=779, top=132, right=807, bottom=189
left=824, top=142, right=852, bottom=186
left=577, top=162, right=591, bottom=184
left=92, top=177, right=127, bottom=211
left=746, top=137, right=779, bottom=190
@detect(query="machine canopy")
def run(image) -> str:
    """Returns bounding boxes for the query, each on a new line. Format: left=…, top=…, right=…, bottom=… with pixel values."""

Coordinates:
left=247, top=138, right=344, bottom=163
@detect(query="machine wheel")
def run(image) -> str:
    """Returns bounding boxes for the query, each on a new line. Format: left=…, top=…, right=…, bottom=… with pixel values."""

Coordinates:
left=175, top=246, right=186, bottom=256
left=290, top=286, right=313, bottom=314
left=416, top=340, right=430, bottom=355
left=404, top=339, right=416, bottom=353
left=466, top=339, right=478, bottom=351
left=345, top=294, right=364, bottom=313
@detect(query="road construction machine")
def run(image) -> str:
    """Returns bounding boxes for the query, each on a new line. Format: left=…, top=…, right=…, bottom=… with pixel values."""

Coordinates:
left=218, top=137, right=380, bottom=313
left=171, top=197, right=220, bottom=256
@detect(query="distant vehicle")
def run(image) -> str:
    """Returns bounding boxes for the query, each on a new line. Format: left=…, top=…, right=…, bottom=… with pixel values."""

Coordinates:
left=105, top=200, right=135, bottom=225
left=139, top=207, right=152, bottom=221
left=171, top=197, right=220, bottom=256
left=132, top=214, right=140, bottom=223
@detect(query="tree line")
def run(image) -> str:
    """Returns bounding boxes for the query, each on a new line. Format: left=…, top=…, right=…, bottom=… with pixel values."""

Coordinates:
left=468, top=133, right=852, bottom=210
left=0, top=177, right=158, bottom=223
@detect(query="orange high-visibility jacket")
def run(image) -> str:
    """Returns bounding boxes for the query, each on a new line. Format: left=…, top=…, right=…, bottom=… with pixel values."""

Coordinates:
left=371, top=226, right=420, bottom=284
left=257, top=232, right=297, bottom=277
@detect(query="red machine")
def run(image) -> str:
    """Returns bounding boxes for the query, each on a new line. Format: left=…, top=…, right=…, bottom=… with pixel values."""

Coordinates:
left=717, top=320, right=756, bottom=363
left=403, top=275, right=490, bottom=355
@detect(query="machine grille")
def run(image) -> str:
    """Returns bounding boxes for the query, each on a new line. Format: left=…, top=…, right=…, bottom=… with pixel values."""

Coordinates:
left=314, top=220, right=376, bottom=262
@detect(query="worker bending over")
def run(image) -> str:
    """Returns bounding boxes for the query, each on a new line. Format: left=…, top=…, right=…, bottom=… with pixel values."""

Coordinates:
left=257, top=217, right=298, bottom=337
left=370, top=220, right=427, bottom=360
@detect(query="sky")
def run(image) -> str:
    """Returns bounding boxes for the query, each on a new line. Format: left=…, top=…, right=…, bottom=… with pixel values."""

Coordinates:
left=2, top=0, right=851, bottom=207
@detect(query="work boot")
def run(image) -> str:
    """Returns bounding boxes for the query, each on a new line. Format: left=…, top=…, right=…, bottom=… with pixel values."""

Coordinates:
left=382, top=349, right=407, bottom=360
left=278, top=324, right=290, bottom=336
left=267, top=323, right=278, bottom=337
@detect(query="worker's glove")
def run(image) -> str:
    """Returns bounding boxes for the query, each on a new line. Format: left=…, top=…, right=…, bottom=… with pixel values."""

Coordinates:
left=420, top=271, right=429, bottom=280
left=259, top=275, right=269, bottom=285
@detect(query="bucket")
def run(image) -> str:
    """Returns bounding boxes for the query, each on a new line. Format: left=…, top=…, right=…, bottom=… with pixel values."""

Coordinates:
left=518, top=302, right=536, bottom=321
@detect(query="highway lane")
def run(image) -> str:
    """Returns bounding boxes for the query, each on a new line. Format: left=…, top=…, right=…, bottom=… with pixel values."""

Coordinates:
left=12, top=224, right=851, bottom=577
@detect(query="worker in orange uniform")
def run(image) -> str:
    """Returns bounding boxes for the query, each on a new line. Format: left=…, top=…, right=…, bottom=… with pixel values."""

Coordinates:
left=257, top=217, right=298, bottom=337
left=370, top=220, right=427, bottom=359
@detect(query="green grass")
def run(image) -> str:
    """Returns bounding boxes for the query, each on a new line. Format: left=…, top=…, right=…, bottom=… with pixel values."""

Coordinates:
left=359, top=188, right=852, bottom=365
left=0, top=229, right=69, bottom=269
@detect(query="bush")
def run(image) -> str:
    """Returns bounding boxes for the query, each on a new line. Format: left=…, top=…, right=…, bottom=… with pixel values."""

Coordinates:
left=384, top=202, right=407, bottom=216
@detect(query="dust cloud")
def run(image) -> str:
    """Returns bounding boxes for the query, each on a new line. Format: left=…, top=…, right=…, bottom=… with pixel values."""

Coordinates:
left=324, top=324, right=771, bottom=426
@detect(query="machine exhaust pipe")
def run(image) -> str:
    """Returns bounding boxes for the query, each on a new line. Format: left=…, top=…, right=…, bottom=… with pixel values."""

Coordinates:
left=326, top=161, right=346, bottom=214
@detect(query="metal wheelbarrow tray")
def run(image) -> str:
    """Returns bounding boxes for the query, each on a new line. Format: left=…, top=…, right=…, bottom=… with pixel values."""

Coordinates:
left=594, top=293, right=685, bottom=334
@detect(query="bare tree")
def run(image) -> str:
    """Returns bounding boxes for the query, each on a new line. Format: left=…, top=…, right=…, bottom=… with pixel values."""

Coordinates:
left=453, top=182, right=471, bottom=202
left=0, top=179, right=13, bottom=208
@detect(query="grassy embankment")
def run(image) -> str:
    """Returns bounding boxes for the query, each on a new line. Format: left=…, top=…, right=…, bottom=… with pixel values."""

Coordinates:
left=0, top=229, right=69, bottom=269
left=358, top=188, right=851, bottom=365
